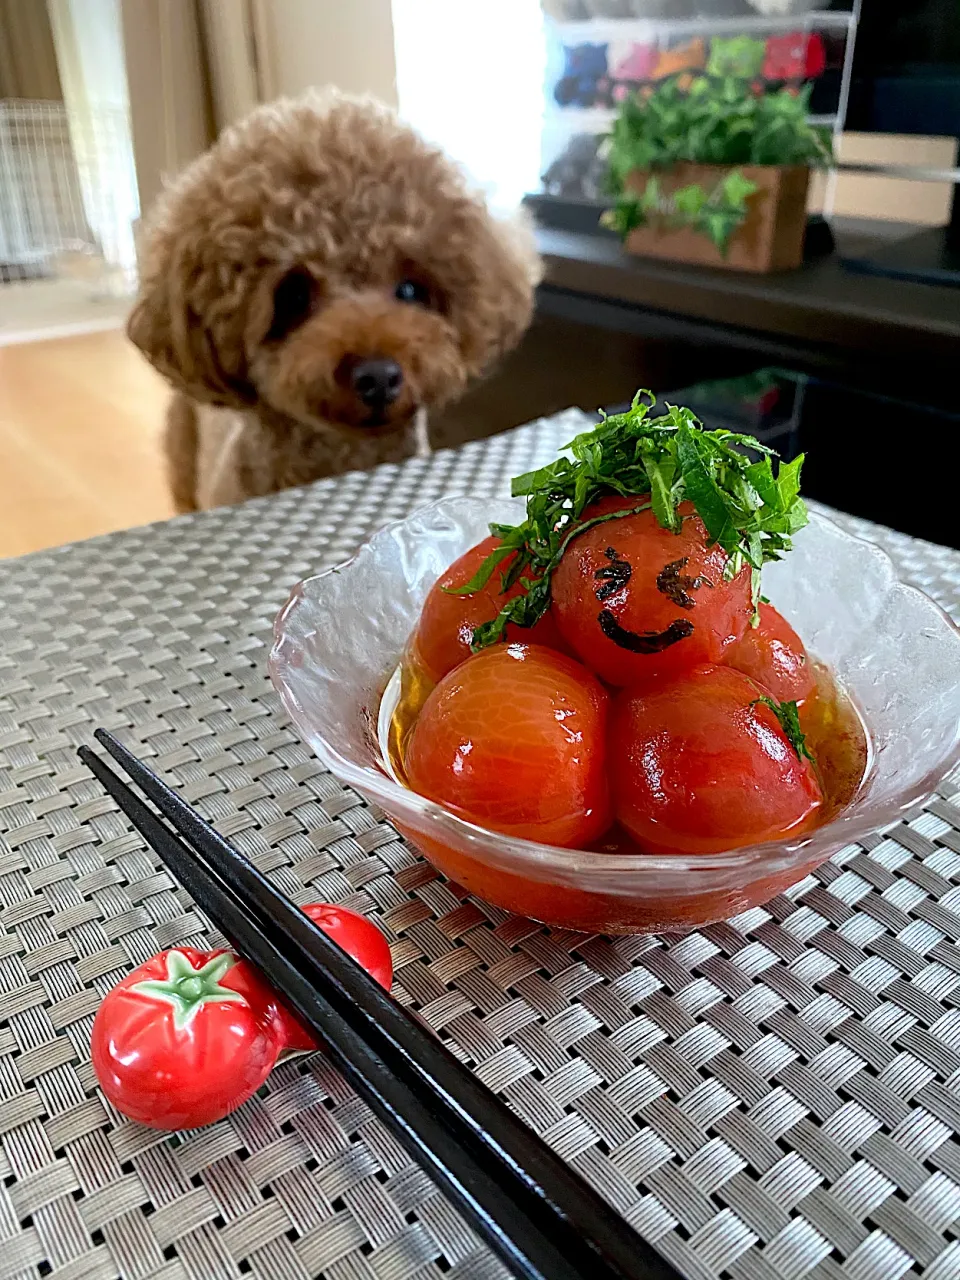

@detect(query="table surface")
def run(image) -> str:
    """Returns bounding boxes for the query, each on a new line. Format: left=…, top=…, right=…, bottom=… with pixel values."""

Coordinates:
left=2, top=409, right=960, bottom=1280
left=536, top=224, right=960, bottom=375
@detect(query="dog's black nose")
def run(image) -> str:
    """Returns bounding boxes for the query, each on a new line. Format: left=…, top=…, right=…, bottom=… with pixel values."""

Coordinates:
left=351, top=358, right=403, bottom=409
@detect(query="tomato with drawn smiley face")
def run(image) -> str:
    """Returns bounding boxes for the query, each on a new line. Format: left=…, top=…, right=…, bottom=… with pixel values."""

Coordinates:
left=551, top=496, right=753, bottom=687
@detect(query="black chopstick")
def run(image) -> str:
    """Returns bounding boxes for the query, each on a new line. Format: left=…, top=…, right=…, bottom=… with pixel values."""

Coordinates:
left=80, top=733, right=682, bottom=1280
left=79, top=746, right=551, bottom=1278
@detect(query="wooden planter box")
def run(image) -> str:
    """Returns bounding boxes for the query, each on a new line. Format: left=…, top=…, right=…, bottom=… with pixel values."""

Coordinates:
left=625, top=163, right=811, bottom=273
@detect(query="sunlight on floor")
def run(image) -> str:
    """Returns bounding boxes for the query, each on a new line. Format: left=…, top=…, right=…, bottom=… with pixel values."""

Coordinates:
left=0, top=277, right=132, bottom=346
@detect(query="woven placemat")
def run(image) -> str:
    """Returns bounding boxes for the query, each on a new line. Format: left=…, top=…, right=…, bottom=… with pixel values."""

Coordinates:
left=1, top=408, right=959, bottom=1280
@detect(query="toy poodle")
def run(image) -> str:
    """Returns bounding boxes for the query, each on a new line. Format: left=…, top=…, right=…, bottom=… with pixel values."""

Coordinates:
left=128, top=92, right=541, bottom=511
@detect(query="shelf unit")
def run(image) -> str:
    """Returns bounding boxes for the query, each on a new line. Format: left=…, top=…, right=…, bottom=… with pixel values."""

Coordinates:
left=544, top=105, right=841, bottom=128
left=554, top=9, right=855, bottom=42
left=539, top=1, right=862, bottom=216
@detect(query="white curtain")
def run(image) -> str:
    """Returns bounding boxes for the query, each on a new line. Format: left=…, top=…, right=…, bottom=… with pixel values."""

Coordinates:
left=46, top=0, right=139, bottom=285
left=392, top=0, right=546, bottom=212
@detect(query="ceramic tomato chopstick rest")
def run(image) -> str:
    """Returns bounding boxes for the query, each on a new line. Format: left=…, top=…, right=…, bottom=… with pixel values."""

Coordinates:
left=91, top=947, right=287, bottom=1129
left=91, top=904, right=392, bottom=1130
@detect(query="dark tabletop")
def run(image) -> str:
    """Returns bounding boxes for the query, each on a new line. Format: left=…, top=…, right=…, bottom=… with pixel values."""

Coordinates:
left=536, top=221, right=960, bottom=392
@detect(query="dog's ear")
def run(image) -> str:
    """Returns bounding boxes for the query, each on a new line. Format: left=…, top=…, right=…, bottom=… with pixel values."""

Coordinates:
left=455, top=204, right=543, bottom=376
left=127, top=231, right=256, bottom=409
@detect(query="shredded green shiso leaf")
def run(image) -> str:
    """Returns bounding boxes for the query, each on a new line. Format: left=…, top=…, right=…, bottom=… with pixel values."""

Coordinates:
left=450, top=391, right=808, bottom=650
left=752, top=696, right=816, bottom=766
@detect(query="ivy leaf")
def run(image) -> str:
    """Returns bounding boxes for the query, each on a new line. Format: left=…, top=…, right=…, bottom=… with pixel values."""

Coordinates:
left=601, top=196, right=645, bottom=236
left=721, top=168, right=759, bottom=206
left=639, top=175, right=662, bottom=214
left=703, top=210, right=740, bottom=254
left=672, top=182, right=707, bottom=217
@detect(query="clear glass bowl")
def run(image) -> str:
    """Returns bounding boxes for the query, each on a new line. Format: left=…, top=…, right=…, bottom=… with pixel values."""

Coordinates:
left=269, top=498, right=960, bottom=934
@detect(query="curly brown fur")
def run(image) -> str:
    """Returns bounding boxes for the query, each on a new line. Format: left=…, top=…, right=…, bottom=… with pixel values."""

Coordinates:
left=163, top=397, right=200, bottom=513
left=128, top=91, right=541, bottom=510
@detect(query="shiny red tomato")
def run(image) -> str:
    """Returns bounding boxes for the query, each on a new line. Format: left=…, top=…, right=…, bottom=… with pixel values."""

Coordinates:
left=405, top=643, right=611, bottom=846
left=610, top=664, right=823, bottom=855
left=279, top=903, right=393, bottom=1052
left=91, top=948, right=283, bottom=1130
left=725, top=602, right=815, bottom=704
left=552, top=497, right=752, bottom=687
left=413, top=535, right=566, bottom=683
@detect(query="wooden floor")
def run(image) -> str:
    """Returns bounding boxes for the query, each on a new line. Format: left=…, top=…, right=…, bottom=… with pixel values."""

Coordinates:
left=0, top=329, right=174, bottom=559
left=0, top=310, right=739, bottom=561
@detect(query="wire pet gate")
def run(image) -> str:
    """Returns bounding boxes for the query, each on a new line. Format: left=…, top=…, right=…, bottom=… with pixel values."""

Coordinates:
left=0, top=99, right=138, bottom=291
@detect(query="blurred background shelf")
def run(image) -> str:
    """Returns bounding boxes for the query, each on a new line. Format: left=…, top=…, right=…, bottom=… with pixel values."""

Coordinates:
left=542, top=106, right=839, bottom=127
left=551, top=11, right=855, bottom=41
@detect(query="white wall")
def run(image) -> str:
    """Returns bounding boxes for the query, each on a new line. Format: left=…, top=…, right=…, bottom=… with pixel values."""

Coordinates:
left=254, top=0, right=545, bottom=209
left=392, top=0, right=545, bottom=211
left=256, top=0, right=398, bottom=105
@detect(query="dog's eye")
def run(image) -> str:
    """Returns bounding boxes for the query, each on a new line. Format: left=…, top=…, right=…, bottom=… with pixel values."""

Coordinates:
left=267, top=268, right=317, bottom=341
left=395, top=279, right=431, bottom=307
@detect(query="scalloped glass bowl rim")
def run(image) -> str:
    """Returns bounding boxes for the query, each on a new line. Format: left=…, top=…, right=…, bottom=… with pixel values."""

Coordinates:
left=270, top=502, right=960, bottom=886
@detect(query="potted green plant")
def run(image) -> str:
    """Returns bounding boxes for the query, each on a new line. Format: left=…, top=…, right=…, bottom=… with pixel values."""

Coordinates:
left=603, top=76, right=833, bottom=272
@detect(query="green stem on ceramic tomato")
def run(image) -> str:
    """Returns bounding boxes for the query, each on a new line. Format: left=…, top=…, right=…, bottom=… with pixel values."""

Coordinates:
left=130, top=951, right=245, bottom=1030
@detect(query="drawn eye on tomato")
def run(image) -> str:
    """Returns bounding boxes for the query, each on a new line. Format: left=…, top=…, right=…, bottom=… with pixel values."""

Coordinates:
left=91, top=947, right=284, bottom=1131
